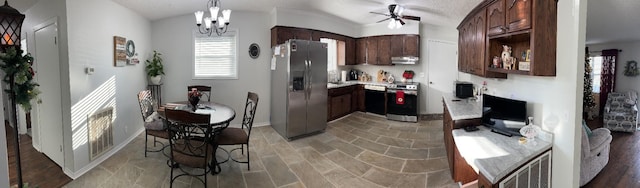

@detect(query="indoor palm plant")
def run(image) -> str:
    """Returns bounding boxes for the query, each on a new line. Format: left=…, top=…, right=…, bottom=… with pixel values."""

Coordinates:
left=145, top=50, right=164, bottom=85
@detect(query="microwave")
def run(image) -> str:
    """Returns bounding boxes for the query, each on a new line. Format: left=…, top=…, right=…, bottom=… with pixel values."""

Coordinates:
left=454, top=81, right=474, bottom=98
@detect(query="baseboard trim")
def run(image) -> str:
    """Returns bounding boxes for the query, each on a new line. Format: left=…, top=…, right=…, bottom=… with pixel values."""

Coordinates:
left=63, top=127, right=145, bottom=179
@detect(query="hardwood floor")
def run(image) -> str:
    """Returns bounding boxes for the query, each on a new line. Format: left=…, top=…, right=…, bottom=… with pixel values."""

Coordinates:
left=5, top=124, right=71, bottom=188
left=584, top=117, right=640, bottom=187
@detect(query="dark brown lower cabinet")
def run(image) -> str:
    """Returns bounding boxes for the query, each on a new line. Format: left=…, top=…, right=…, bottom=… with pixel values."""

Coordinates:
left=443, top=102, right=480, bottom=184
left=328, top=85, right=365, bottom=121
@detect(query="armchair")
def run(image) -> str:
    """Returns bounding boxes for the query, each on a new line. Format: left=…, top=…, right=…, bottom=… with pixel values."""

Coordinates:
left=580, top=124, right=612, bottom=186
left=603, top=92, right=639, bottom=132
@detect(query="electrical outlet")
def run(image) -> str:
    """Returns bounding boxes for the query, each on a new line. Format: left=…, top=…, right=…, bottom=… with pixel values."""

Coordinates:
left=419, top=72, right=425, bottom=78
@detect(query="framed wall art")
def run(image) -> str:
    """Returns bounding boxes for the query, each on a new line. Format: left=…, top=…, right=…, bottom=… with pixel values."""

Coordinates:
left=113, top=36, right=126, bottom=67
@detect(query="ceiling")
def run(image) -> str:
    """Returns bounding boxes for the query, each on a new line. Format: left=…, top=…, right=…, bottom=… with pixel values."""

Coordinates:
left=586, top=0, right=640, bottom=44
left=10, top=0, right=640, bottom=44
left=5, top=0, right=40, bottom=12
left=110, top=0, right=482, bottom=27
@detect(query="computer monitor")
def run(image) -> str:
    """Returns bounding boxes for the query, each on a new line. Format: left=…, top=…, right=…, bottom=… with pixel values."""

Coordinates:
left=482, top=94, right=527, bottom=136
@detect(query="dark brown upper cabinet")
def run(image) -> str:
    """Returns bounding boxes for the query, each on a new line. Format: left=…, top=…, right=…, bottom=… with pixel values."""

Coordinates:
left=457, top=0, right=556, bottom=78
left=404, top=35, right=420, bottom=57
left=377, top=36, right=392, bottom=65
left=487, top=0, right=506, bottom=36
left=356, top=39, right=367, bottom=64
left=487, top=0, right=531, bottom=36
left=366, top=37, right=379, bottom=65
left=506, top=0, right=532, bottom=33
left=271, top=26, right=357, bottom=65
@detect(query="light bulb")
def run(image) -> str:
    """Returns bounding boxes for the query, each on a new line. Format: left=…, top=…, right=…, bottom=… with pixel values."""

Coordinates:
left=194, top=11, right=204, bottom=25
left=222, top=9, right=231, bottom=23
left=210, top=7, right=220, bottom=21
left=204, top=17, right=212, bottom=29
left=218, top=17, right=225, bottom=28
left=396, top=20, right=402, bottom=29
left=388, top=20, right=395, bottom=29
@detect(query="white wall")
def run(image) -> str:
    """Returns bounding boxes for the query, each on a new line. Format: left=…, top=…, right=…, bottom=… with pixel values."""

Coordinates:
left=66, top=0, right=151, bottom=175
left=458, top=0, right=585, bottom=187
left=588, top=41, right=640, bottom=93
left=151, top=11, right=272, bottom=127
left=22, top=0, right=72, bottom=170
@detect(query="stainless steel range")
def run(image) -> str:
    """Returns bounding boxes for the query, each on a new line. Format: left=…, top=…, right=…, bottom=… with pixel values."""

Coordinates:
left=386, top=82, right=419, bottom=122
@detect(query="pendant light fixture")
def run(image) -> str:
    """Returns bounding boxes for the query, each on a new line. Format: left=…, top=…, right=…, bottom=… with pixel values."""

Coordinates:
left=194, top=0, right=231, bottom=36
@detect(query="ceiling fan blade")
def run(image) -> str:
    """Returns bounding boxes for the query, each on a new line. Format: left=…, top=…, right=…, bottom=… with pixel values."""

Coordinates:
left=370, top=11, right=390, bottom=16
left=401, top=15, right=421, bottom=21
left=398, top=19, right=405, bottom=25
left=376, top=18, right=392, bottom=23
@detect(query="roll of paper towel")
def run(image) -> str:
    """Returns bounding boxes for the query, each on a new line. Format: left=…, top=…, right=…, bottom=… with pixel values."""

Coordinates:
left=341, top=70, right=347, bottom=82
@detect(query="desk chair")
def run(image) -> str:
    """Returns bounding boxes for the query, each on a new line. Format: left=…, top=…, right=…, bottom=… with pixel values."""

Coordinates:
left=215, top=92, right=259, bottom=170
left=187, top=85, right=212, bottom=101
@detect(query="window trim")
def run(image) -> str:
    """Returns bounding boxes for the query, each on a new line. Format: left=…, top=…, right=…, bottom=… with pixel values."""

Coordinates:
left=192, top=29, right=239, bottom=80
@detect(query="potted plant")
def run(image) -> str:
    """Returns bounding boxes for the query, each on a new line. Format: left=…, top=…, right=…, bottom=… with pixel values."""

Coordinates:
left=145, top=50, right=164, bottom=85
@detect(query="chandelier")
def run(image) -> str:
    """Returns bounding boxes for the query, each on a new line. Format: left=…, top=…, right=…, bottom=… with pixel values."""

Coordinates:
left=194, top=0, right=231, bottom=36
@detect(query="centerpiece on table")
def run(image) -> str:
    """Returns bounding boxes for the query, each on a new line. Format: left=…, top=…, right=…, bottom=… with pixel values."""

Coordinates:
left=188, top=88, right=202, bottom=111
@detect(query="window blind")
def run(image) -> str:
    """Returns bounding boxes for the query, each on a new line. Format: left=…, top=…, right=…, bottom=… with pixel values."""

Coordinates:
left=194, top=31, right=237, bottom=78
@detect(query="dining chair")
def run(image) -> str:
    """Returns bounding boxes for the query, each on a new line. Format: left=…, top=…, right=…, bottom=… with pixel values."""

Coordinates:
left=164, top=108, right=212, bottom=188
left=187, top=85, right=212, bottom=101
left=137, top=90, right=169, bottom=157
left=215, top=92, right=259, bottom=170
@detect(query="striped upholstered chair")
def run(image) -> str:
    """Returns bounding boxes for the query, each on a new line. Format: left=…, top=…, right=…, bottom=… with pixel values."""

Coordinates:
left=603, top=92, right=639, bottom=132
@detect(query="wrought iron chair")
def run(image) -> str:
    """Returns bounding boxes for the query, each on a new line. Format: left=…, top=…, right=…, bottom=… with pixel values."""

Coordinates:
left=215, top=92, right=259, bottom=170
left=137, top=90, right=169, bottom=157
left=165, top=108, right=212, bottom=188
left=187, top=85, right=212, bottom=101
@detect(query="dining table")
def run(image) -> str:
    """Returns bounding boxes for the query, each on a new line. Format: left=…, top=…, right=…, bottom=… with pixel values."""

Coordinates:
left=160, top=101, right=236, bottom=174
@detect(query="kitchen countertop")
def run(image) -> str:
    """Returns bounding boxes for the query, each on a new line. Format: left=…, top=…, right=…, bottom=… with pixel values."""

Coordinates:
left=327, top=80, right=394, bottom=89
left=442, top=93, right=483, bottom=120
left=452, top=126, right=552, bottom=184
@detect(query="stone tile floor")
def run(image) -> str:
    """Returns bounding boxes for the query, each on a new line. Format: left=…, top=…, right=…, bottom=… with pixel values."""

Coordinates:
left=64, top=112, right=459, bottom=188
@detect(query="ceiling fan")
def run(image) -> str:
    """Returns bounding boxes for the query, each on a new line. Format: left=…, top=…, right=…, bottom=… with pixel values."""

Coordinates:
left=370, top=4, right=421, bottom=28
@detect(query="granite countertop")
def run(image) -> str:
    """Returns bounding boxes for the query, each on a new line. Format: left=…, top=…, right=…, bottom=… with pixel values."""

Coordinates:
left=442, top=93, right=483, bottom=120
left=452, top=126, right=552, bottom=184
left=327, top=81, right=393, bottom=89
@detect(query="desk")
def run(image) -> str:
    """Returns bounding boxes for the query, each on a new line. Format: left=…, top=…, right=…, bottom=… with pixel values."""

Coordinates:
left=162, top=101, right=236, bottom=174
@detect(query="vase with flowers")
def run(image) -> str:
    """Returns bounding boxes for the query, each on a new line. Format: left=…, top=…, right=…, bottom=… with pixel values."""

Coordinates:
left=188, top=88, right=202, bottom=111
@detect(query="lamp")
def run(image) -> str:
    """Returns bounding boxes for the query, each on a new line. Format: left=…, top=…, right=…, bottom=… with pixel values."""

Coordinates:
left=0, top=1, right=25, bottom=188
left=194, top=0, right=231, bottom=36
left=387, top=19, right=404, bottom=29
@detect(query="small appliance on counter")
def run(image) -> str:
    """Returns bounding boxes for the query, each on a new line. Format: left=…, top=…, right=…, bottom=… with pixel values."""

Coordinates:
left=349, top=69, right=358, bottom=80
left=402, top=70, right=414, bottom=82
left=454, top=81, right=474, bottom=99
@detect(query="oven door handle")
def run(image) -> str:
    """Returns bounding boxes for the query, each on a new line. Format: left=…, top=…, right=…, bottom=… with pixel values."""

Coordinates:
left=387, top=89, right=417, bottom=95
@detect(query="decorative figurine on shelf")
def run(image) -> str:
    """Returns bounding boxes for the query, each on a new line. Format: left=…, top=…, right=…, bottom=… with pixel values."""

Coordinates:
left=501, top=45, right=513, bottom=70
left=492, top=56, right=502, bottom=68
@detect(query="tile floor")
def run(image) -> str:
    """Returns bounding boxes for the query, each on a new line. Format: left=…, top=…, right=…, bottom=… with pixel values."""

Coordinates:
left=63, top=112, right=459, bottom=188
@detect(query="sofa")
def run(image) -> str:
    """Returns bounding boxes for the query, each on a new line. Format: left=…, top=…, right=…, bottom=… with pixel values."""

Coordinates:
left=580, top=123, right=612, bottom=186
left=603, top=92, right=639, bottom=132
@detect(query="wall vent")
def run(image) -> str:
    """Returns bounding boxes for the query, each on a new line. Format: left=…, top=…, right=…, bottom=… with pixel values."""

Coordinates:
left=88, top=107, right=114, bottom=161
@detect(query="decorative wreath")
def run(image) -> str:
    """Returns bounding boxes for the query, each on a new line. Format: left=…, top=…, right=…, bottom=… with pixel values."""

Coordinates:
left=624, top=60, right=639, bottom=77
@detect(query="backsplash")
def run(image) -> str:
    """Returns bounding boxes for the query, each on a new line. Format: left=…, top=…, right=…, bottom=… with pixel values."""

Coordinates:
left=340, top=64, right=424, bottom=83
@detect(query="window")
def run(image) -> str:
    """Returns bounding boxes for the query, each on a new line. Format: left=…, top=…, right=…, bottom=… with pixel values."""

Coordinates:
left=320, top=38, right=337, bottom=72
left=193, top=30, right=237, bottom=79
left=589, top=56, right=603, bottom=93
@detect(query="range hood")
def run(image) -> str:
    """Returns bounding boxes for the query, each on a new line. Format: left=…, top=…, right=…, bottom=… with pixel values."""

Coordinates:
left=391, top=56, right=419, bottom=64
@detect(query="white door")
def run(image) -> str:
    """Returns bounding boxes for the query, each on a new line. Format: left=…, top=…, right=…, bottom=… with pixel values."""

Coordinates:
left=34, top=22, right=64, bottom=167
left=426, top=40, right=458, bottom=114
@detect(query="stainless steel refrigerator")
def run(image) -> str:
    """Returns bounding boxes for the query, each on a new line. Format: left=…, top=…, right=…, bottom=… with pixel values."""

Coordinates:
left=271, top=39, right=328, bottom=140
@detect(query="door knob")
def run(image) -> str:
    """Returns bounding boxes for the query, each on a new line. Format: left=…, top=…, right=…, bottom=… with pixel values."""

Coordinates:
left=429, top=82, right=433, bottom=84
